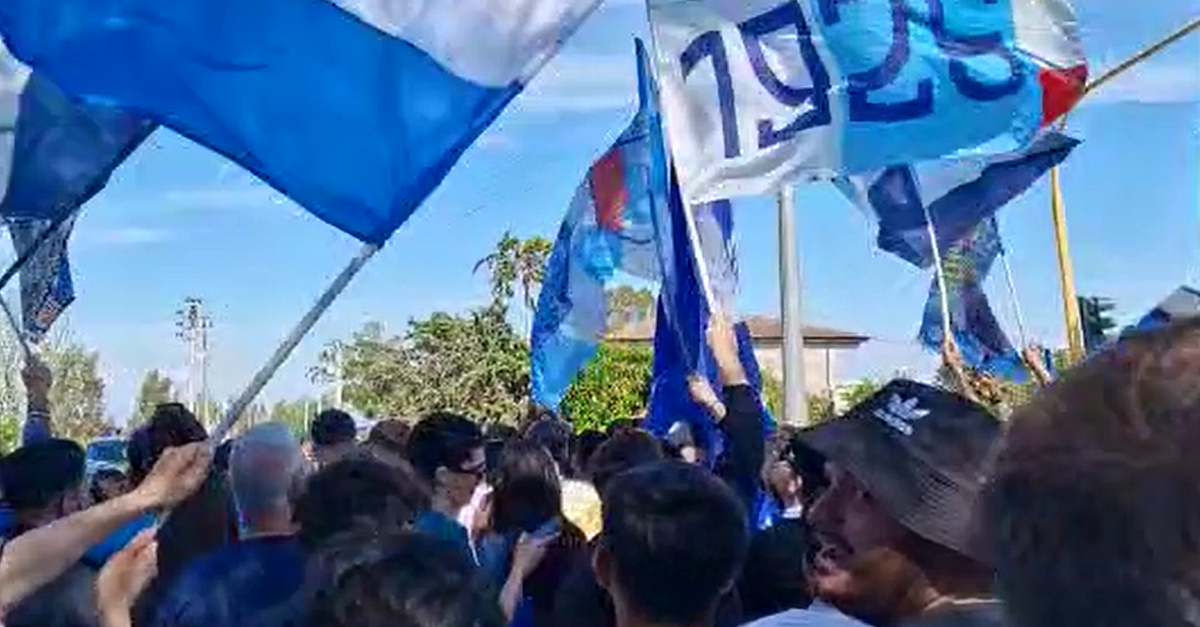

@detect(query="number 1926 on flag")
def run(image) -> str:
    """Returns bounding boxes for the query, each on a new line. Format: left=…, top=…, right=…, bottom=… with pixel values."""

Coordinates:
left=648, top=0, right=1087, bottom=203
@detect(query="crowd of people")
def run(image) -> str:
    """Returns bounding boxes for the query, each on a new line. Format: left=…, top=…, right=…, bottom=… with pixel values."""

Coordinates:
left=0, top=315, right=1195, bottom=627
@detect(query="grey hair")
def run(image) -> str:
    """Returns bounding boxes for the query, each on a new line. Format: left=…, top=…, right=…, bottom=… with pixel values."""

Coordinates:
left=230, top=422, right=309, bottom=516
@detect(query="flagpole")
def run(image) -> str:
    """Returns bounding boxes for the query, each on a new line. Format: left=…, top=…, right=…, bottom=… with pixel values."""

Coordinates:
left=998, top=251, right=1030, bottom=349
left=212, top=242, right=380, bottom=441
left=778, top=185, right=809, bottom=426
left=1050, top=167, right=1085, bottom=363
left=921, top=207, right=955, bottom=346
left=0, top=296, right=33, bottom=362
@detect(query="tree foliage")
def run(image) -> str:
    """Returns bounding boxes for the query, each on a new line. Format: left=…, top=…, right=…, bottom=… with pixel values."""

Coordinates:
left=44, top=342, right=111, bottom=442
left=560, top=343, right=652, bottom=433
left=269, top=398, right=317, bottom=439
left=133, top=370, right=176, bottom=425
left=606, top=286, right=655, bottom=329
left=475, top=232, right=553, bottom=314
left=314, top=306, right=530, bottom=424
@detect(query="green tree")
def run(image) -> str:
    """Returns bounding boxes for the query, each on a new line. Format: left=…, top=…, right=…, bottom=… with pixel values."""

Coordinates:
left=133, top=370, right=175, bottom=425
left=560, top=343, right=652, bottom=433
left=43, top=342, right=112, bottom=442
left=270, top=398, right=316, bottom=439
left=314, top=305, right=530, bottom=424
left=474, top=232, right=553, bottom=314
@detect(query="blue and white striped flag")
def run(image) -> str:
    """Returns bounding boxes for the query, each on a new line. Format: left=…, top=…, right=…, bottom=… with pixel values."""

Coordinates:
left=0, top=0, right=603, bottom=245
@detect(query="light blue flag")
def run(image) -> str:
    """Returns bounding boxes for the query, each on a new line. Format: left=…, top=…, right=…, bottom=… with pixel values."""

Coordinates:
left=0, top=0, right=603, bottom=245
left=1, top=45, right=152, bottom=340
left=530, top=40, right=666, bottom=410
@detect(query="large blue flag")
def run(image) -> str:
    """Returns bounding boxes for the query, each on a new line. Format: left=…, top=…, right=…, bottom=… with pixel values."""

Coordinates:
left=530, top=40, right=666, bottom=410
left=917, top=218, right=1024, bottom=379
left=0, top=0, right=603, bottom=245
left=1, top=44, right=152, bottom=340
left=643, top=171, right=769, bottom=461
left=837, top=132, right=1078, bottom=268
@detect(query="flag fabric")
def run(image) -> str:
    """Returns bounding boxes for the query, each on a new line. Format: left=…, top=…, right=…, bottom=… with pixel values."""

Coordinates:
left=837, top=131, right=1079, bottom=268
left=643, top=173, right=770, bottom=463
left=0, top=0, right=604, bottom=245
left=530, top=40, right=667, bottom=410
left=9, top=218, right=75, bottom=342
left=1, top=42, right=152, bottom=340
left=647, top=0, right=1087, bottom=203
left=917, top=218, right=1024, bottom=379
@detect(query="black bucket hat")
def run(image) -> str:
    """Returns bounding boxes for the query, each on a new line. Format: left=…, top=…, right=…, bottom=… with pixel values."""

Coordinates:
left=801, top=379, right=1000, bottom=562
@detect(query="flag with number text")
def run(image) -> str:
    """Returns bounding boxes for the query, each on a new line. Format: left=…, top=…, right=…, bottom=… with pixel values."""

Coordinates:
left=648, top=0, right=1088, bottom=203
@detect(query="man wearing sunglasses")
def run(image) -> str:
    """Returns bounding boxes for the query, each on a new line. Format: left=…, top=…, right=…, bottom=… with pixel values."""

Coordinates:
left=407, top=412, right=487, bottom=566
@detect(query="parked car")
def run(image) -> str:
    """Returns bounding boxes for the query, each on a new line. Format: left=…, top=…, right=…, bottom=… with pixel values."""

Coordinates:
left=85, top=436, right=129, bottom=477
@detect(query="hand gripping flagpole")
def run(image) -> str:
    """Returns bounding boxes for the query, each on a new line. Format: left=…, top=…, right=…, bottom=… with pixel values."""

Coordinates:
left=211, top=242, right=379, bottom=441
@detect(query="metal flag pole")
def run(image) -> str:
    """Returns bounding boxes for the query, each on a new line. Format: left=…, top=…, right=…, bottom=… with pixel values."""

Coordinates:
left=998, top=251, right=1030, bottom=350
left=0, top=296, right=33, bottom=362
left=778, top=185, right=809, bottom=426
left=1049, top=166, right=1085, bottom=364
left=922, top=207, right=955, bottom=346
left=211, top=242, right=380, bottom=441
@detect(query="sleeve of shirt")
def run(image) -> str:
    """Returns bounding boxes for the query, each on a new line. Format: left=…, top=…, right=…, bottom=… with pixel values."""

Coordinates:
left=717, top=384, right=767, bottom=518
left=20, top=408, right=52, bottom=446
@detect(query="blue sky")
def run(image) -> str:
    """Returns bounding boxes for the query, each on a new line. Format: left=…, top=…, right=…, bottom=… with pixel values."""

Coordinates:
left=20, top=0, right=1200, bottom=420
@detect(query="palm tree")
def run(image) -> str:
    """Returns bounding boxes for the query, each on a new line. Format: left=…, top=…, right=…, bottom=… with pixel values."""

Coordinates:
left=475, top=232, right=552, bottom=316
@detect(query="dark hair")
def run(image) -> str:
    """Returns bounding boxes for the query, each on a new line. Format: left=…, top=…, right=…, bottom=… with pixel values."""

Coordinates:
left=0, top=439, right=85, bottom=512
left=311, top=409, right=358, bottom=447
left=980, top=320, right=1200, bottom=627
left=598, top=461, right=749, bottom=625
left=570, top=430, right=606, bottom=477
left=492, top=440, right=588, bottom=627
left=524, top=418, right=572, bottom=472
left=295, top=456, right=430, bottom=549
left=406, top=412, right=484, bottom=481
left=146, top=403, right=206, bottom=464
left=367, top=419, right=411, bottom=456
left=586, top=429, right=663, bottom=495
left=126, top=427, right=152, bottom=485
left=306, top=530, right=504, bottom=627
left=484, top=423, right=519, bottom=443
left=90, top=467, right=127, bottom=503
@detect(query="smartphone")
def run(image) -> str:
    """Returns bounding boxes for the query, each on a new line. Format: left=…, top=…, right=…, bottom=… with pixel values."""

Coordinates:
left=529, top=518, right=561, bottom=541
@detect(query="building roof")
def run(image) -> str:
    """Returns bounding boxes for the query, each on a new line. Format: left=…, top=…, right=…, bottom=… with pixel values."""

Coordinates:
left=605, top=314, right=870, bottom=346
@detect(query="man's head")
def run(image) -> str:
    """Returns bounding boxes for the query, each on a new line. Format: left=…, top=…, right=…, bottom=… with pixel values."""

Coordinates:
left=231, top=422, right=308, bottom=533
left=366, top=419, right=411, bottom=457
left=981, top=321, right=1200, bottom=627
left=0, top=439, right=87, bottom=529
left=586, top=429, right=663, bottom=496
left=406, top=412, right=485, bottom=510
left=305, top=529, right=504, bottom=627
left=803, top=380, right=999, bottom=626
left=594, top=460, right=749, bottom=627
left=310, top=409, right=358, bottom=466
left=294, top=454, right=430, bottom=549
left=524, top=417, right=572, bottom=474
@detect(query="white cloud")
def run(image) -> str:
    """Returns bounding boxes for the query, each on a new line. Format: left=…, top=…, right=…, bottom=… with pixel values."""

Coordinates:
left=1082, top=58, right=1200, bottom=106
left=518, top=53, right=638, bottom=113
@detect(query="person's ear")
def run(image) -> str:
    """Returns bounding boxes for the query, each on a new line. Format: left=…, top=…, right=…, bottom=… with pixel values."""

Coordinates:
left=434, top=466, right=451, bottom=488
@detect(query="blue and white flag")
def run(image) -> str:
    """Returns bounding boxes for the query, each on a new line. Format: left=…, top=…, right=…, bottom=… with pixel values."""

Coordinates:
left=531, top=40, right=667, bottom=410
left=644, top=172, right=770, bottom=461
left=1, top=44, right=151, bottom=340
left=917, top=218, right=1024, bottom=379
left=837, top=132, right=1078, bottom=268
left=0, top=0, right=603, bottom=245
left=647, top=0, right=1087, bottom=203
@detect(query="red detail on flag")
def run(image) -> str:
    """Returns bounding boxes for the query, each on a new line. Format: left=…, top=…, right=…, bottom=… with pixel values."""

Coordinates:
left=1039, top=65, right=1088, bottom=126
left=589, top=147, right=628, bottom=232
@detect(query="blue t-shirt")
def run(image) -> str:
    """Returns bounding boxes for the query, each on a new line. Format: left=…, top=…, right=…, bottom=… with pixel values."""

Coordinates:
left=414, top=510, right=475, bottom=566
left=149, top=535, right=306, bottom=627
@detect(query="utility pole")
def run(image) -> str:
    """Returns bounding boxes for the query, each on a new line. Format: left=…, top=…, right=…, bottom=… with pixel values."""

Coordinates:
left=175, top=297, right=212, bottom=427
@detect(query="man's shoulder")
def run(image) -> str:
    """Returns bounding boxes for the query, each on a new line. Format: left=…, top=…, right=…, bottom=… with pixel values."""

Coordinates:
left=741, top=607, right=870, bottom=627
